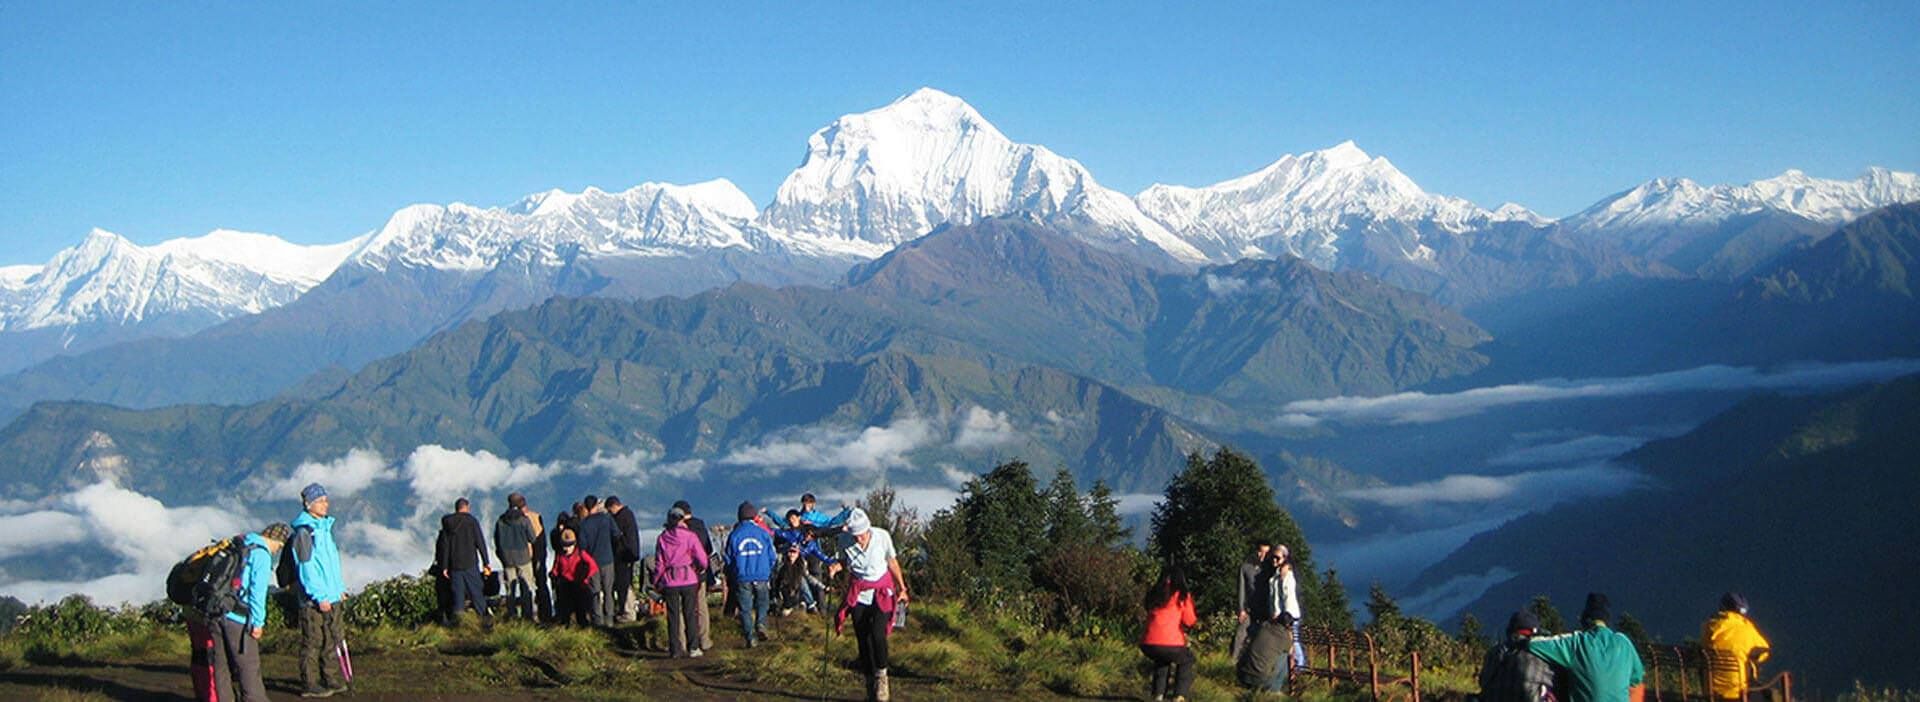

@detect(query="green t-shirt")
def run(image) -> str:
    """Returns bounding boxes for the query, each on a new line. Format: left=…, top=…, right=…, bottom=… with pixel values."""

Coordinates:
left=1527, top=624, right=1645, bottom=702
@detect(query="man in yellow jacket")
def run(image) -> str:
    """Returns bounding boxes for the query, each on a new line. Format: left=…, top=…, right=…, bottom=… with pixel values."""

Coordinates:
left=1702, top=592, right=1771, bottom=700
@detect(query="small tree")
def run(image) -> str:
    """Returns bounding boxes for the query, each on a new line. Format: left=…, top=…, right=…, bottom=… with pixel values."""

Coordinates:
left=1529, top=595, right=1567, bottom=635
left=1318, top=568, right=1355, bottom=630
left=1366, top=582, right=1402, bottom=626
left=1042, top=468, right=1094, bottom=549
left=958, top=460, right=1047, bottom=592
left=1458, top=612, right=1487, bottom=649
left=1617, top=612, right=1650, bottom=646
left=1150, top=448, right=1322, bottom=617
left=1085, top=479, right=1131, bottom=548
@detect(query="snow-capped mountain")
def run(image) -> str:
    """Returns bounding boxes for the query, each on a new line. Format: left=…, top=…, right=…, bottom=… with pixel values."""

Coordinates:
left=0, top=228, right=360, bottom=333
left=760, top=87, right=1207, bottom=265
left=348, top=178, right=765, bottom=272
left=1567, top=168, right=1920, bottom=232
left=1561, top=167, right=1920, bottom=277
left=1135, top=141, right=1544, bottom=267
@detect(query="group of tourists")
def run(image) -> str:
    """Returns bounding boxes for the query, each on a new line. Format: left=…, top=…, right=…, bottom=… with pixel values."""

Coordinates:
left=176, top=486, right=911, bottom=702
left=1479, top=591, right=1773, bottom=702
left=1138, top=542, right=1775, bottom=702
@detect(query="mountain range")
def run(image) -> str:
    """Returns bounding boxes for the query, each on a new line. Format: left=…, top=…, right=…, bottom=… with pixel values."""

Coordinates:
left=4, top=87, right=1914, bottom=404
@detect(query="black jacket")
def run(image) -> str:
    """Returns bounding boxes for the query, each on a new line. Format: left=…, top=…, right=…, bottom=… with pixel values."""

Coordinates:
left=612, top=507, right=641, bottom=563
left=437, top=511, right=490, bottom=572
left=576, top=511, right=617, bottom=568
left=684, top=515, right=713, bottom=576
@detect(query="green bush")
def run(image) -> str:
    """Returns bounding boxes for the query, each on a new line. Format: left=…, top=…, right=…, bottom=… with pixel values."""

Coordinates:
left=344, top=573, right=439, bottom=630
left=6, top=596, right=180, bottom=663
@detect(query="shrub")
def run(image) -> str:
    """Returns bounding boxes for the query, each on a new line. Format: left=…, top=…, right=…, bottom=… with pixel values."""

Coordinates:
left=345, top=573, right=439, bottom=630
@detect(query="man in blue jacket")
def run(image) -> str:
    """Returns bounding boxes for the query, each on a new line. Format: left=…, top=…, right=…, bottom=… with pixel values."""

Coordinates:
left=214, top=522, right=289, bottom=702
left=291, top=483, right=348, bottom=698
left=726, top=501, right=776, bottom=647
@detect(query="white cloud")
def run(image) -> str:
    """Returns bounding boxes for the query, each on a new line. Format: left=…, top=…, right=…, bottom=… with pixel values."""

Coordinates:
left=1204, top=274, right=1249, bottom=296
left=1280, top=359, right=1920, bottom=426
left=0, top=511, right=88, bottom=560
left=404, top=445, right=562, bottom=513
left=937, top=463, right=975, bottom=488
left=1112, top=493, right=1163, bottom=516
left=720, top=416, right=935, bottom=476
left=952, top=406, right=1019, bottom=451
left=1342, top=463, right=1647, bottom=509
left=1487, top=434, right=1648, bottom=467
left=270, top=448, right=395, bottom=500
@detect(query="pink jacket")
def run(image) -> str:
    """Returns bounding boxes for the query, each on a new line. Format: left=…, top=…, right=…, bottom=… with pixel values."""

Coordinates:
left=653, top=524, right=709, bottom=589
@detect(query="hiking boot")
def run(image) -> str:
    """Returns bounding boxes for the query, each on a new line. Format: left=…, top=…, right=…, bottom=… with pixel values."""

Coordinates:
left=299, top=688, right=336, bottom=699
left=745, top=638, right=757, bottom=649
left=689, top=648, right=704, bottom=658
left=875, top=668, right=890, bottom=701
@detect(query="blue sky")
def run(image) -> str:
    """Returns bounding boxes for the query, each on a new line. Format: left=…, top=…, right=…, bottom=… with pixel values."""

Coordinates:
left=2, top=2, right=1916, bottom=263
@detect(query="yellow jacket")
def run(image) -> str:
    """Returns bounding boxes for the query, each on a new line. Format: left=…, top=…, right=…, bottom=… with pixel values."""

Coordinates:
left=1702, top=611, right=1771, bottom=698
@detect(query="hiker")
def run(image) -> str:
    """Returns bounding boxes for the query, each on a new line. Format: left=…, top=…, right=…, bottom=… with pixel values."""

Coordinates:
left=1231, top=542, right=1272, bottom=661
left=289, top=483, right=348, bottom=698
left=1479, top=610, right=1556, bottom=702
left=656, top=505, right=711, bottom=658
left=213, top=522, right=290, bottom=702
left=1140, top=565, right=1197, bottom=702
left=494, top=493, right=539, bottom=620
left=798, top=492, right=851, bottom=529
left=1702, top=592, right=1771, bottom=700
left=773, top=509, right=833, bottom=611
left=774, top=543, right=824, bottom=614
left=1275, top=544, right=1306, bottom=668
left=727, top=501, right=776, bottom=647
left=523, top=501, right=552, bottom=622
left=1527, top=593, right=1645, bottom=702
left=549, top=528, right=599, bottom=626
left=829, top=508, right=909, bottom=702
left=576, top=495, right=618, bottom=626
left=674, top=500, right=716, bottom=651
left=608, top=496, right=642, bottom=623
left=436, top=497, right=493, bottom=626
left=1236, top=547, right=1296, bottom=691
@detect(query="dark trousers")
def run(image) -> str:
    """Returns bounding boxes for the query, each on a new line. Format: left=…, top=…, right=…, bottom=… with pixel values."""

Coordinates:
left=613, top=560, right=636, bottom=619
left=664, top=585, right=701, bottom=657
left=299, top=603, right=346, bottom=691
left=1142, top=643, right=1196, bottom=699
left=556, top=582, right=596, bottom=625
left=212, top=618, right=268, bottom=702
left=447, top=568, right=489, bottom=622
left=187, top=618, right=215, bottom=702
left=852, top=604, right=891, bottom=675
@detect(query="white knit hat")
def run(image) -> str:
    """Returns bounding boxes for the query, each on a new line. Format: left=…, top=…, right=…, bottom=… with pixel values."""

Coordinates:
left=845, top=508, right=872, bottom=535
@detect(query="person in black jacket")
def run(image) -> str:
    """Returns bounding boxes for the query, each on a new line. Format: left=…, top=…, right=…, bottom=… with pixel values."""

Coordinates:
left=673, top=500, right=714, bottom=651
left=1480, top=610, right=1556, bottom=702
left=607, top=496, right=642, bottom=623
left=575, top=495, right=618, bottom=627
left=436, top=497, right=492, bottom=626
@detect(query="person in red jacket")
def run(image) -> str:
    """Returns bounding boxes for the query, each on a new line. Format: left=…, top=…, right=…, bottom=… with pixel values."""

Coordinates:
left=1140, top=566, right=1198, bottom=702
left=547, top=528, right=600, bottom=626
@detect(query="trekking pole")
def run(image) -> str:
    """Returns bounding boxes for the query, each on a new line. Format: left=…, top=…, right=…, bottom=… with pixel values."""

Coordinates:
left=817, top=605, right=835, bottom=702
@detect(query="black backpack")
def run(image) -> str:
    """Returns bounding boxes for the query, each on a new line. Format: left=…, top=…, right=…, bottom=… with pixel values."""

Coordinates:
left=166, top=535, right=265, bottom=620
left=275, top=523, right=315, bottom=591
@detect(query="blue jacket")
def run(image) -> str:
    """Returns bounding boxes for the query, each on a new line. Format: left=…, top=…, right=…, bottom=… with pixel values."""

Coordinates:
left=800, top=507, right=850, bottom=529
left=727, top=521, right=775, bottom=583
left=290, top=511, right=345, bottom=605
left=771, top=527, right=834, bottom=564
left=225, top=532, right=275, bottom=629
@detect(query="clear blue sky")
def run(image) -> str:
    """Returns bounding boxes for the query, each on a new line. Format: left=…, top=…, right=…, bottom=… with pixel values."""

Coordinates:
left=3, top=2, right=1916, bottom=264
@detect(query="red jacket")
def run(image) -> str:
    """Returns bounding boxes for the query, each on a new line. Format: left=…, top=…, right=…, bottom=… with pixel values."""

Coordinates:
left=549, top=546, right=599, bottom=586
left=1142, top=592, right=1197, bottom=647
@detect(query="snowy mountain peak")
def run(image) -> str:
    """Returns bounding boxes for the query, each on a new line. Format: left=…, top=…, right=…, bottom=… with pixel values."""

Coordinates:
left=760, top=88, right=1205, bottom=263
left=1570, top=167, right=1920, bottom=231
left=0, top=228, right=360, bottom=333
left=1136, top=142, right=1502, bottom=265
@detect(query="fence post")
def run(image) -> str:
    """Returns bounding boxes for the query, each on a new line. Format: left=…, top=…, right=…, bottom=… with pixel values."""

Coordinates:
left=1365, top=630, right=1381, bottom=702
left=1410, top=650, right=1421, bottom=702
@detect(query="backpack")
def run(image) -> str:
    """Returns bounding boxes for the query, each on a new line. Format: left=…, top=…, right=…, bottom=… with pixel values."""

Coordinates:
left=166, top=535, right=264, bottom=620
left=275, top=523, right=315, bottom=591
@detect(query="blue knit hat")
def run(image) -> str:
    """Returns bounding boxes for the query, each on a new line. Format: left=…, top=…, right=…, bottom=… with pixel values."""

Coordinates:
left=300, top=483, right=328, bottom=505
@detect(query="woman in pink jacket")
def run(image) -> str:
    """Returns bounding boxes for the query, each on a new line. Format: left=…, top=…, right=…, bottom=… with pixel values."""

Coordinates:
left=654, top=506, right=710, bottom=658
